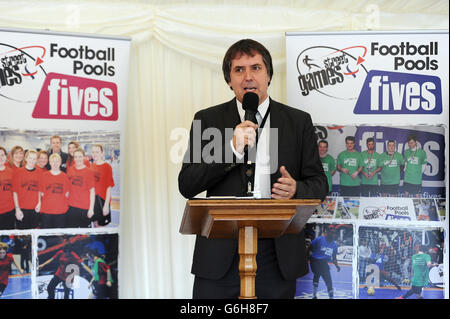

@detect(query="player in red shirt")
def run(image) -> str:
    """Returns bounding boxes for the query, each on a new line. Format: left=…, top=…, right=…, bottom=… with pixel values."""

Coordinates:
left=91, top=144, right=115, bottom=227
left=67, top=148, right=95, bottom=228
left=39, top=154, right=70, bottom=229
left=67, top=141, right=90, bottom=170
left=36, top=150, right=49, bottom=173
left=12, top=150, right=41, bottom=229
left=38, top=244, right=92, bottom=299
left=86, top=248, right=113, bottom=299
left=0, top=147, right=15, bottom=230
left=0, top=242, right=24, bottom=297
left=6, top=145, right=24, bottom=171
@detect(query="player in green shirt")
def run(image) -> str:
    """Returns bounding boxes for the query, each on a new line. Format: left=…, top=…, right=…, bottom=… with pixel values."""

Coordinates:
left=403, top=135, right=427, bottom=198
left=360, top=137, right=381, bottom=197
left=318, top=140, right=336, bottom=194
left=397, top=245, right=437, bottom=299
left=379, top=140, right=404, bottom=197
left=337, top=136, right=363, bottom=197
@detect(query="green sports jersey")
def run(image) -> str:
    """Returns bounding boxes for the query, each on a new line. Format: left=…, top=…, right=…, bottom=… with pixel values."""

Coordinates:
left=361, top=151, right=381, bottom=185
left=379, top=152, right=404, bottom=185
left=337, top=150, right=362, bottom=186
left=404, top=148, right=427, bottom=185
left=321, top=154, right=336, bottom=193
left=411, top=253, right=431, bottom=287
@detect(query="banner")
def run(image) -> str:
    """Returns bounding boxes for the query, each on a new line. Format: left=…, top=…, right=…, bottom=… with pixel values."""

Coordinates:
left=0, top=28, right=130, bottom=299
left=286, top=31, right=448, bottom=299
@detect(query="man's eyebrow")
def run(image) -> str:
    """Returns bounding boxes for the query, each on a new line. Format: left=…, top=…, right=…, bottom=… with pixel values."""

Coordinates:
left=232, top=63, right=262, bottom=69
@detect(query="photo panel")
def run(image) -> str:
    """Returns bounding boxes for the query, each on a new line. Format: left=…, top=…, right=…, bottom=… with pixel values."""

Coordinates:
left=0, top=128, right=120, bottom=230
left=295, top=222, right=354, bottom=299
left=313, top=124, right=446, bottom=200
left=36, top=233, right=118, bottom=299
left=0, top=234, right=32, bottom=299
left=357, top=225, right=445, bottom=299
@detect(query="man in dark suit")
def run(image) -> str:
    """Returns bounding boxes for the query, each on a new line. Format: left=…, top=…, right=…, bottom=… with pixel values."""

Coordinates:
left=46, top=135, right=69, bottom=173
left=178, top=39, right=328, bottom=299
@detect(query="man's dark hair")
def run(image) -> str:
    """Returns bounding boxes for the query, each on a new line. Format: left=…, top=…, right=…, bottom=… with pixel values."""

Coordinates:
left=318, top=140, right=328, bottom=147
left=407, top=134, right=417, bottom=142
left=222, top=39, right=273, bottom=85
left=345, top=136, right=355, bottom=143
left=366, top=137, right=375, bottom=144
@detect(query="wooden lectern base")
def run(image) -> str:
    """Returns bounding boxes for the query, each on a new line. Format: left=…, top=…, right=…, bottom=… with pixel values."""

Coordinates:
left=179, top=199, right=321, bottom=299
left=238, top=226, right=258, bottom=299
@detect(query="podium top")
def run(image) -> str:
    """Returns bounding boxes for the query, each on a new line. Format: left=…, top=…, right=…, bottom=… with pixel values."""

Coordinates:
left=180, top=198, right=321, bottom=239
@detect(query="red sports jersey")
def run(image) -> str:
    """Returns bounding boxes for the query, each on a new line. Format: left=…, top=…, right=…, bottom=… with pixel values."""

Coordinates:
left=91, top=162, right=114, bottom=201
left=0, top=253, right=14, bottom=285
left=96, top=261, right=111, bottom=285
left=67, top=166, right=95, bottom=210
left=35, top=166, right=48, bottom=173
left=5, top=162, right=21, bottom=172
left=68, top=158, right=90, bottom=169
left=51, top=250, right=83, bottom=281
left=40, top=171, right=70, bottom=214
left=0, top=167, right=14, bottom=214
left=12, top=167, right=41, bottom=209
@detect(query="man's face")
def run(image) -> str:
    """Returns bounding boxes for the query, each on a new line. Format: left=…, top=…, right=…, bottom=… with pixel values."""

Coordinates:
left=228, top=52, right=270, bottom=104
left=318, top=142, right=328, bottom=157
left=387, top=142, right=396, bottom=153
left=367, top=141, right=375, bottom=151
left=51, top=138, right=62, bottom=153
left=346, top=139, right=355, bottom=152
left=408, top=139, right=417, bottom=149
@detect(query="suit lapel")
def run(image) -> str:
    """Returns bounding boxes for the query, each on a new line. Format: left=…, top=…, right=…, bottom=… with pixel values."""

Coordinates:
left=269, top=99, right=283, bottom=185
left=223, top=97, right=241, bottom=130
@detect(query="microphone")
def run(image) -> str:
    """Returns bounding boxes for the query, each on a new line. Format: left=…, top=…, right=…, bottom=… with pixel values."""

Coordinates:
left=242, top=92, right=259, bottom=196
left=242, top=92, right=259, bottom=123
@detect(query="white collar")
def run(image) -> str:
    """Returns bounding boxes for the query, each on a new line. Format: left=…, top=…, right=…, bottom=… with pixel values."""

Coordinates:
left=236, top=96, right=270, bottom=122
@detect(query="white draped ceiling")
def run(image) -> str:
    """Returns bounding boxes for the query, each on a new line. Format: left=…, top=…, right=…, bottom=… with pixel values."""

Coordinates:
left=0, top=0, right=448, bottom=298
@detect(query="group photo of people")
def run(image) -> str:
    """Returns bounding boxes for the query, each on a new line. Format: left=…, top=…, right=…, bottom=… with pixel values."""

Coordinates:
left=316, top=125, right=445, bottom=199
left=0, top=129, right=120, bottom=230
left=358, top=226, right=444, bottom=299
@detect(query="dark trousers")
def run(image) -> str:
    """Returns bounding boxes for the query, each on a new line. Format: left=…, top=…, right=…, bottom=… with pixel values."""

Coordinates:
left=16, top=209, right=38, bottom=229
left=339, top=185, right=360, bottom=197
left=361, top=184, right=379, bottom=197
left=93, top=195, right=111, bottom=226
left=310, top=258, right=333, bottom=292
left=47, top=276, right=71, bottom=299
left=193, top=239, right=296, bottom=299
left=40, top=213, right=67, bottom=229
left=66, top=206, right=91, bottom=228
left=0, top=209, right=15, bottom=230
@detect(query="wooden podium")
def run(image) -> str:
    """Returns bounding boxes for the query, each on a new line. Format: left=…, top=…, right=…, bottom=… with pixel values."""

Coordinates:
left=179, top=198, right=321, bottom=299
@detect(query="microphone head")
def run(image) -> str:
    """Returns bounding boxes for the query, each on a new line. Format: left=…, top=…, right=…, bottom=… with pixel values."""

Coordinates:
left=242, top=92, right=259, bottom=113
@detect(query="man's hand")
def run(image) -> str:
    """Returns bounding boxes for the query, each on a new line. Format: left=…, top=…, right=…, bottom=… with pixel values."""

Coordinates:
left=232, top=120, right=258, bottom=155
left=271, top=166, right=297, bottom=199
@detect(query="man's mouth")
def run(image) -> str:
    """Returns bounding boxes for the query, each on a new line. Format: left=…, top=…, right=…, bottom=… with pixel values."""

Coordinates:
left=244, top=87, right=257, bottom=93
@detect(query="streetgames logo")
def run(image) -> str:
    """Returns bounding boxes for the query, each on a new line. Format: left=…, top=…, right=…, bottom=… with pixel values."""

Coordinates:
left=362, top=206, right=385, bottom=220
left=362, top=205, right=411, bottom=220
left=0, top=43, right=47, bottom=103
left=296, top=45, right=368, bottom=100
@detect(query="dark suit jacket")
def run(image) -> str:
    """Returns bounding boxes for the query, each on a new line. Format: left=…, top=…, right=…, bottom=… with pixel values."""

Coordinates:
left=178, top=97, right=328, bottom=280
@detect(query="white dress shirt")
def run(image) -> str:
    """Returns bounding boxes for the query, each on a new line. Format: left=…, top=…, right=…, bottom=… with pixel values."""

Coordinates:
left=230, top=97, right=271, bottom=198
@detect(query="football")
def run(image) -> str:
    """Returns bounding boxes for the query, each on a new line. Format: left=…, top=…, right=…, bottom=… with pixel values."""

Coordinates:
left=367, top=286, right=375, bottom=296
